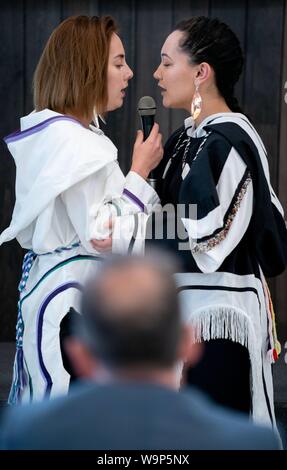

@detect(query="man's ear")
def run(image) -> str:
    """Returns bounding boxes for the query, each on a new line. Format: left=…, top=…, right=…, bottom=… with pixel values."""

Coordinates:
left=64, top=337, right=97, bottom=379
left=178, top=325, right=203, bottom=368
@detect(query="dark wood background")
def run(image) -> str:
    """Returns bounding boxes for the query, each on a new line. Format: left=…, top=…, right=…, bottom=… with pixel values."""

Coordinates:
left=0, top=0, right=286, bottom=341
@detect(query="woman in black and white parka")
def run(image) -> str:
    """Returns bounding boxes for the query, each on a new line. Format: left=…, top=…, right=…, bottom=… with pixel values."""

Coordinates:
left=111, top=17, right=287, bottom=430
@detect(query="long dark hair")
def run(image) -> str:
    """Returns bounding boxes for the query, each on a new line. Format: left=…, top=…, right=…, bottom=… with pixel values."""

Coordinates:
left=176, top=16, right=244, bottom=113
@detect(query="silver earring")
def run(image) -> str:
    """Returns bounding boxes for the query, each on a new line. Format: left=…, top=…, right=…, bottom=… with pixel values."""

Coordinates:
left=99, top=115, right=106, bottom=125
left=92, top=108, right=99, bottom=128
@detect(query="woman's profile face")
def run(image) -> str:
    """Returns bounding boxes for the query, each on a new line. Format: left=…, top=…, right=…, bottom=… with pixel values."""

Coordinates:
left=154, top=30, right=197, bottom=112
left=106, top=33, right=134, bottom=112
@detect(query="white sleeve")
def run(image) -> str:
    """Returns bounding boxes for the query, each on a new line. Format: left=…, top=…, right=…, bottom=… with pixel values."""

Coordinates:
left=190, top=181, right=253, bottom=272
left=111, top=212, right=149, bottom=255
left=61, top=161, right=160, bottom=254
left=181, top=147, right=253, bottom=273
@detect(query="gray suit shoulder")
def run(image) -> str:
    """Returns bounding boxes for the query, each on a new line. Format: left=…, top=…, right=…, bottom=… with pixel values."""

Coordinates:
left=0, top=383, right=282, bottom=450
left=180, top=387, right=281, bottom=450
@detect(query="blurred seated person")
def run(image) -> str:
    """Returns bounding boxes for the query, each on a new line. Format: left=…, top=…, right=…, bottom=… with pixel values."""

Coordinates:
left=0, top=252, right=280, bottom=450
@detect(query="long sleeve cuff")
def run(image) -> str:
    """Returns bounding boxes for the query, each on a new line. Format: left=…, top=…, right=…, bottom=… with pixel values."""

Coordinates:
left=112, top=213, right=148, bottom=254
left=123, top=171, right=160, bottom=214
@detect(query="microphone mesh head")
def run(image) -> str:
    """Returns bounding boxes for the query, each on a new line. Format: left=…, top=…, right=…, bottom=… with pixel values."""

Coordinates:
left=138, top=96, right=156, bottom=116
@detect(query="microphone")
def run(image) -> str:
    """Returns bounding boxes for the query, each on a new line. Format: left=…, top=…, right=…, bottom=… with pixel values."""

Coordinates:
left=138, top=96, right=157, bottom=189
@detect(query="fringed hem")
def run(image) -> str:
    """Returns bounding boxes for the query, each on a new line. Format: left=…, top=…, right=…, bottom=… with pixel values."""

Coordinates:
left=188, top=304, right=258, bottom=351
left=186, top=304, right=265, bottom=423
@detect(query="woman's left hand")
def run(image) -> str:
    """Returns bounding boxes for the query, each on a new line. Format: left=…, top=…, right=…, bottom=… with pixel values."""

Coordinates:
left=91, top=236, right=112, bottom=252
left=91, top=219, right=113, bottom=252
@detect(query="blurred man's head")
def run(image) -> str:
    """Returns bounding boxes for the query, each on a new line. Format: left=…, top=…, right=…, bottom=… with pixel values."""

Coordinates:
left=66, top=251, right=201, bottom=387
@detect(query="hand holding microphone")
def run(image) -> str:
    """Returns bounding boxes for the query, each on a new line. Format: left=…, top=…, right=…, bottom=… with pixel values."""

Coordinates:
left=131, top=96, right=163, bottom=187
left=91, top=97, right=162, bottom=254
left=138, top=96, right=156, bottom=140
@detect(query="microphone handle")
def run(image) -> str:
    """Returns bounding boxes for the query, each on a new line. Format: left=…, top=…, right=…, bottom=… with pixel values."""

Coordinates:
left=140, top=115, right=157, bottom=188
left=141, top=114, right=154, bottom=140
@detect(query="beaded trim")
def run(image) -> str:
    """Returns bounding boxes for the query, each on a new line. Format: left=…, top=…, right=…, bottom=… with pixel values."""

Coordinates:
left=171, top=131, right=189, bottom=159
left=191, top=173, right=252, bottom=254
left=18, top=242, right=81, bottom=293
left=162, top=131, right=188, bottom=179
left=182, top=131, right=211, bottom=173
left=163, top=129, right=212, bottom=179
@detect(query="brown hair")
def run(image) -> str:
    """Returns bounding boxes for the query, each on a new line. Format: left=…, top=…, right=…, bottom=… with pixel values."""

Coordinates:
left=33, top=15, right=117, bottom=118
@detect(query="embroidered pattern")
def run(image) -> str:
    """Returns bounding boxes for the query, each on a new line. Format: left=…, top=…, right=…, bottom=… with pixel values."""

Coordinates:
left=191, top=173, right=252, bottom=253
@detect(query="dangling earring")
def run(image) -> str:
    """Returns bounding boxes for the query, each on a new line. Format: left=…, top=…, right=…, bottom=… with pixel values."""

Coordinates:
left=92, top=107, right=99, bottom=128
left=92, top=107, right=106, bottom=128
left=99, top=114, right=106, bottom=125
left=191, top=82, right=202, bottom=120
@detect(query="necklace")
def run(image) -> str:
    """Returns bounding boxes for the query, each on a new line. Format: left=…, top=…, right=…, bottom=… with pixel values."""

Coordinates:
left=181, top=137, right=192, bottom=169
left=162, top=131, right=190, bottom=179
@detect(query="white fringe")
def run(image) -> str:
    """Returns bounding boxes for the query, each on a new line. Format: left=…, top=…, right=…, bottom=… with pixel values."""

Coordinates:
left=186, top=304, right=264, bottom=423
left=189, top=305, right=253, bottom=345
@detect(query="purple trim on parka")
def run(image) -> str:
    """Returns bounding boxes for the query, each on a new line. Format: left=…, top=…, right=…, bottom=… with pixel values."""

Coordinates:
left=4, top=116, right=84, bottom=144
left=37, top=281, right=82, bottom=398
left=123, top=188, right=145, bottom=212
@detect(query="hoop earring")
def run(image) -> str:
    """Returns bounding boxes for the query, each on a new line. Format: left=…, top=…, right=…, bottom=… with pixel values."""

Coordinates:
left=191, top=83, right=202, bottom=120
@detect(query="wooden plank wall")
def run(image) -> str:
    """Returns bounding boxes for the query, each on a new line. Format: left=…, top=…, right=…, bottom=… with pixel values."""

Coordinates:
left=0, top=0, right=286, bottom=339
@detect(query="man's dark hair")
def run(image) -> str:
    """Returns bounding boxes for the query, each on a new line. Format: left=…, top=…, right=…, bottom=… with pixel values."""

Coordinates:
left=80, top=252, right=181, bottom=369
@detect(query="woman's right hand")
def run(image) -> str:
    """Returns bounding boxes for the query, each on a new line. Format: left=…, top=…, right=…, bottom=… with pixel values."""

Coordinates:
left=130, top=123, right=163, bottom=179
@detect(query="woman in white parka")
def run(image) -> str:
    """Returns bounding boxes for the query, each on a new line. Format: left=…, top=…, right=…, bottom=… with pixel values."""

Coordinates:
left=0, top=15, right=163, bottom=404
